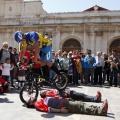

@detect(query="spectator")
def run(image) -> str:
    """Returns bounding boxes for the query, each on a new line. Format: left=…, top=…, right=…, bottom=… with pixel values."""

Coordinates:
left=19, top=50, right=31, bottom=65
left=54, top=52, right=60, bottom=70
left=102, top=53, right=110, bottom=84
left=57, top=50, right=63, bottom=71
left=0, top=57, right=14, bottom=83
left=80, top=52, right=86, bottom=83
left=59, top=51, right=69, bottom=74
left=68, top=51, right=74, bottom=84
left=94, top=51, right=104, bottom=85
left=49, top=50, right=57, bottom=79
left=72, top=50, right=81, bottom=85
left=13, top=48, right=19, bottom=80
left=0, top=42, right=10, bottom=76
left=8, top=47, right=16, bottom=87
left=13, top=48, right=19, bottom=63
left=109, top=49, right=119, bottom=87
left=58, top=50, right=63, bottom=61
left=84, top=50, right=96, bottom=85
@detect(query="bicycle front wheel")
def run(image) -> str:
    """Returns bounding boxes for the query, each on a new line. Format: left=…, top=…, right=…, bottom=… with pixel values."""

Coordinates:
left=19, top=83, right=38, bottom=104
left=54, top=72, right=68, bottom=90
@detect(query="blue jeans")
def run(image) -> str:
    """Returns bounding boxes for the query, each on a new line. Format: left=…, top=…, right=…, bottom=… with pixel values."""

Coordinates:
left=69, top=90, right=97, bottom=102
left=103, top=69, right=110, bottom=83
left=110, top=68, right=118, bottom=86
left=49, top=68, right=56, bottom=79
left=73, top=67, right=78, bottom=84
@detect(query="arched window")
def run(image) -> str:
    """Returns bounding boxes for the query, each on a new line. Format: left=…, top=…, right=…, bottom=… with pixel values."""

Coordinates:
left=62, top=39, right=81, bottom=52
left=110, top=39, right=120, bottom=48
left=109, top=39, right=120, bottom=54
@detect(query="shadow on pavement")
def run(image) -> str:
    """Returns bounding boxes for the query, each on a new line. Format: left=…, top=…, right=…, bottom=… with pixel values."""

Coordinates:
left=7, top=88, right=20, bottom=94
left=41, top=113, right=72, bottom=118
left=107, top=112, right=115, bottom=119
left=41, top=112, right=115, bottom=118
left=0, top=97, right=14, bottom=103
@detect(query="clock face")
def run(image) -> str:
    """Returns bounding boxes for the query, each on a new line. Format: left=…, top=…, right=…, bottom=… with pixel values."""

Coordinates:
left=9, top=7, right=12, bottom=11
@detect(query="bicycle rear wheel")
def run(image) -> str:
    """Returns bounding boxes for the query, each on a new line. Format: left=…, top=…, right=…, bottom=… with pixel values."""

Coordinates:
left=19, top=83, right=38, bottom=104
left=54, top=72, right=68, bottom=90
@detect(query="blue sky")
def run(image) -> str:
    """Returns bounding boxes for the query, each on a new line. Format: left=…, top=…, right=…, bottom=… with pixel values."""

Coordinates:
left=25, top=0, right=120, bottom=13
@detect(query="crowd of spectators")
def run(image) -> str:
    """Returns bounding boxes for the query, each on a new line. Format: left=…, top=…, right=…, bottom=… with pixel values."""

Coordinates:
left=45, top=49, right=120, bottom=87
left=0, top=41, right=120, bottom=94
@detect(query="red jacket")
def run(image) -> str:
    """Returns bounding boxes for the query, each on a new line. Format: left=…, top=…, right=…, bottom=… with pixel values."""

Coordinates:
left=34, top=98, right=48, bottom=112
left=0, top=77, right=9, bottom=85
left=19, top=51, right=31, bottom=64
left=31, top=56, right=41, bottom=69
left=46, top=89, right=69, bottom=98
left=34, top=96, right=66, bottom=112
left=0, top=77, right=9, bottom=92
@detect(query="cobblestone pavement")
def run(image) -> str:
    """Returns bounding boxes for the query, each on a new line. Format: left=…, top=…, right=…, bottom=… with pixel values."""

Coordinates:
left=0, top=84, right=120, bottom=120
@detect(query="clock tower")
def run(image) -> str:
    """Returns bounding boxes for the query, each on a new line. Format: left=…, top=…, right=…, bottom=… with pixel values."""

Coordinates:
left=0, top=0, right=23, bottom=17
left=0, top=0, right=46, bottom=18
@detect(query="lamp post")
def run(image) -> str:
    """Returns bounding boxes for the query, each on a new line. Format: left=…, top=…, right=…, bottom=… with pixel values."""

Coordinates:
left=44, top=32, right=49, bottom=38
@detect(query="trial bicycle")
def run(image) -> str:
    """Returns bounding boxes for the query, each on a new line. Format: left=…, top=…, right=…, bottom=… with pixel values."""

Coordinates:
left=18, top=63, right=68, bottom=104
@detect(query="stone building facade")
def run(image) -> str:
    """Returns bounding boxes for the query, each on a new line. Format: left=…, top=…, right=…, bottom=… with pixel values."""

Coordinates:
left=0, top=0, right=120, bottom=55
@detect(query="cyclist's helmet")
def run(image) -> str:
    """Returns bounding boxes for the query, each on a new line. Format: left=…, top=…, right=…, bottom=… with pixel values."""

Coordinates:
left=14, top=31, right=24, bottom=43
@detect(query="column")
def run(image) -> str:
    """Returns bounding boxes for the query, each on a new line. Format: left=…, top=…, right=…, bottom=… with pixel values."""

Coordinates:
left=90, top=32, right=96, bottom=55
left=52, top=30, right=61, bottom=52
left=96, top=36, right=101, bottom=53
left=102, top=32, right=108, bottom=54
left=83, top=26, right=89, bottom=52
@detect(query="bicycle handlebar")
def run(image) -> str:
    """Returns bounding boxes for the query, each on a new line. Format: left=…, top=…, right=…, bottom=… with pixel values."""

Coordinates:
left=17, top=62, right=35, bottom=68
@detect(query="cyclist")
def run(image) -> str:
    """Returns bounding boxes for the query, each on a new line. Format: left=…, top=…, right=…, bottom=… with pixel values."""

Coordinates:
left=14, top=31, right=61, bottom=78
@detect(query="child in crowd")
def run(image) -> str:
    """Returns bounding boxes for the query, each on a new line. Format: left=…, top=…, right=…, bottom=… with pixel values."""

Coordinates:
left=0, top=57, right=14, bottom=83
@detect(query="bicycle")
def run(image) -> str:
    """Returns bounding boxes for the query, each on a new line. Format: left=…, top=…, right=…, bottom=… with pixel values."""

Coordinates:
left=18, top=62, right=68, bottom=104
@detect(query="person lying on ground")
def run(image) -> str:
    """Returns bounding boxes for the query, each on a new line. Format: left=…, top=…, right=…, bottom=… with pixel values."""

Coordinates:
left=25, top=96, right=108, bottom=116
left=40, top=89, right=102, bottom=102
left=0, top=77, right=11, bottom=94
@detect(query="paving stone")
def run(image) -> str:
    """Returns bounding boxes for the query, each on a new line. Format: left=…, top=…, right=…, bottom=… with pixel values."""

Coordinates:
left=0, top=85, right=120, bottom=120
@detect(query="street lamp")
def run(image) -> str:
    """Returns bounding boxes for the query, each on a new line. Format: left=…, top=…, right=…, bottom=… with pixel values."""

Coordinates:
left=49, top=35, right=53, bottom=41
left=49, top=35, right=53, bottom=47
left=44, top=32, right=49, bottom=38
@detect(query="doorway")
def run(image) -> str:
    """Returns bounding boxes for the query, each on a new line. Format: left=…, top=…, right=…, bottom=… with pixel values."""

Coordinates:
left=109, top=39, right=120, bottom=55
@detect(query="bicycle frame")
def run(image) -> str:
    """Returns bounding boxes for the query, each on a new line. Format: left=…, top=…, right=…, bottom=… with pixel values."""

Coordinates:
left=25, top=66, right=56, bottom=87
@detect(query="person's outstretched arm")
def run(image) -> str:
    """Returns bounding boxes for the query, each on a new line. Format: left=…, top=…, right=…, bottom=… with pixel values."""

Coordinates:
left=50, top=107, right=68, bottom=113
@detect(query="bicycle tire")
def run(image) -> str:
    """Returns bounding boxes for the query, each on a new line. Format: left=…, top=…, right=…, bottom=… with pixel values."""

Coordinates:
left=54, top=72, right=68, bottom=90
left=19, top=82, right=38, bottom=104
